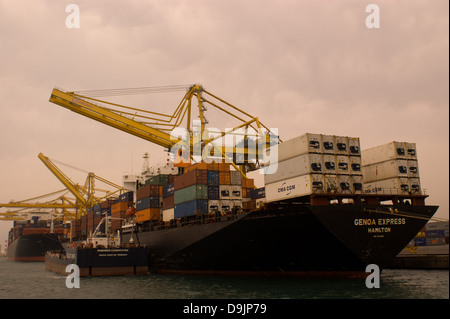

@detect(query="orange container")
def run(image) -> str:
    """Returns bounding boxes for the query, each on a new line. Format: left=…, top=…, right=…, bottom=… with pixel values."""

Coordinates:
left=219, top=172, right=231, bottom=185
left=186, top=161, right=208, bottom=173
left=111, top=201, right=130, bottom=214
left=242, top=178, right=255, bottom=189
left=136, top=208, right=161, bottom=222
left=219, top=162, right=231, bottom=172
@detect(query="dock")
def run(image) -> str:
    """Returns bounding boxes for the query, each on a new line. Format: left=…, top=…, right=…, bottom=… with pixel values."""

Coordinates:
left=387, top=245, right=449, bottom=270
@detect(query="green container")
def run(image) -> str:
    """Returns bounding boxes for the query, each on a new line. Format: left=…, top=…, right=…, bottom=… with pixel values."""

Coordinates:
left=174, top=184, right=208, bottom=205
left=145, top=174, right=170, bottom=186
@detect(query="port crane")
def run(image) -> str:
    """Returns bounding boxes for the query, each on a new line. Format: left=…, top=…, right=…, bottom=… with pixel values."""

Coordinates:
left=38, top=152, right=126, bottom=218
left=0, top=189, right=77, bottom=222
left=49, top=84, right=280, bottom=177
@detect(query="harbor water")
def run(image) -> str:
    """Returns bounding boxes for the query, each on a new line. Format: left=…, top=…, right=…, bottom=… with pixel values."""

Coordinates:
left=0, top=257, right=447, bottom=300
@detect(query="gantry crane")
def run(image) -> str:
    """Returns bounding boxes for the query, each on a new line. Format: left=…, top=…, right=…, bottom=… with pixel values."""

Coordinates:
left=49, top=84, right=280, bottom=178
left=38, top=152, right=126, bottom=219
left=0, top=189, right=77, bottom=222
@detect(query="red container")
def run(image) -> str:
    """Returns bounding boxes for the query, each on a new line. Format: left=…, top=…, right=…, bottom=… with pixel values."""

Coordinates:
left=163, top=196, right=175, bottom=209
left=219, top=172, right=231, bottom=185
left=174, top=169, right=208, bottom=190
left=137, top=184, right=161, bottom=200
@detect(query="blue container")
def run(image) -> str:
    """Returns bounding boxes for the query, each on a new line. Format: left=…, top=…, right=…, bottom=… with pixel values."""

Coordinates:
left=426, top=230, right=446, bottom=238
left=174, top=200, right=208, bottom=218
left=207, top=171, right=220, bottom=185
left=251, top=187, right=265, bottom=199
left=136, top=196, right=160, bottom=211
left=119, top=191, right=134, bottom=202
left=413, top=238, right=427, bottom=246
left=208, top=185, right=220, bottom=200
left=163, top=183, right=175, bottom=198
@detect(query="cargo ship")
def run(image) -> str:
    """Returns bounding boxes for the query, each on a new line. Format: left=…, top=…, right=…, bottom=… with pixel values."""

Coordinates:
left=104, top=136, right=438, bottom=275
left=7, top=217, right=65, bottom=262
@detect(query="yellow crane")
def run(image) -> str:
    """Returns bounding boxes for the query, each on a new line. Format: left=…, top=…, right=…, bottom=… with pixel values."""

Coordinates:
left=37, top=153, right=126, bottom=218
left=49, top=84, right=279, bottom=177
left=0, top=189, right=77, bottom=222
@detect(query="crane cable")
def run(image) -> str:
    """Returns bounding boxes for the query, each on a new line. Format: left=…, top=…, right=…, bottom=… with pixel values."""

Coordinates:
left=74, top=84, right=191, bottom=98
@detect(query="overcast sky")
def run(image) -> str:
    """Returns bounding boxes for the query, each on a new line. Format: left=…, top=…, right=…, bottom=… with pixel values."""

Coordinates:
left=0, top=0, right=448, bottom=245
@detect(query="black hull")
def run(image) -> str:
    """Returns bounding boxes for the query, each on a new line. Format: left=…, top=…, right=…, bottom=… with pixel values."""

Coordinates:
left=122, top=204, right=438, bottom=274
left=7, top=234, right=64, bottom=262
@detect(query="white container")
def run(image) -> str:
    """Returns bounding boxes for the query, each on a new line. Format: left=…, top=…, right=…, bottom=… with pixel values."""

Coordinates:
left=363, top=177, right=410, bottom=195
left=265, top=174, right=325, bottom=202
left=335, top=136, right=349, bottom=155
left=351, top=175, right=363, bottom=194
left=409, top=178, right=421, bottom=194
left=322, top=135, right=335, bottom=154
left=264, top=153, right=323, bottom=184
left=362, top=159, right=408, bottom=183
left=349, top=156, right=362, bottom=175
left=270, top=133, right=322, bottom=163
left=162, top=208, right=174, bottom=222
left=405, top=142, right=418, bottom=159
left=219, top=185, right=231, bottom=199
left=220, top=200, right=233, bottom=212
left=230, top=186, right=242, bottom=199
left=322, top=154, right=337, bottom=174
left=231, top=200, right=243, bottom=210
left=336, top=155, right=350, bottom=174
left=323, top=174, right=338, bottom=193
left=361, top=141, right=409, bottom=166
left=208, top=200, right=220, bottom=214
left=407, top=160, right=419, bottom=177
left=348, top=137, right=361, bottom=156
left=337, top=175, right=352, bottom=194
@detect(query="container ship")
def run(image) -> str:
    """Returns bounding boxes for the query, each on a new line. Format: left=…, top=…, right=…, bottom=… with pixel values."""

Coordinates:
left=7, top=216, right=65, bottom=262
left=68, top=134, right=439, bottom=276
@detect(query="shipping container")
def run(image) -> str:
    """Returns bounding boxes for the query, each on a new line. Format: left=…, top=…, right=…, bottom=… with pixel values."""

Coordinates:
left=351, top=175, right=363, bottom=194
left=409, top=178, right=421, bottom=194
left=111, top=201, right=131, bottom=214
left=361, top=141, right=410, bottom=166
left=348, top=137, right=361, bottom=156
left=136, top=196, right=160, bottom=211
left=336, top=155, right=350, bottom=174
left=163, top=195, right=175, bottom=209
left=265, top=174, right=325, bottom=203
left=207, top=171, right=220, bottom=185
left=174, top=184, right=208, bottom=205
left=136, top=208, right=161, bottom=222
left=219, top=185, right=232, bottom=199
left=219, top=200, right=232, bottom=212
left=174, top=169, right=208, bottom=190
left=363, top=177, right=410, bottom=195
left=219, top=171, right=231, bottom=185
left=335, top=136, right=349, bottom=156
left=137, top=184, right=161, bottom=200
left=413, top=238, right=427, bottom=246
left=251, top=187, right=266, bottom=199
left=241, top=177, right=255, bottom=189
left=425, top=221, right=448, bottom=231
left=218, top=162, right=231, bottom=172
left=322, top=135, right=335, bottom=154
left=208, top=185, right=220, bottom=200
left=145, top=174, right=170, bottom=186
left=230, top=171, right=242, bottom=185
left=404, top=142, right=418, bottom=159
left=174, top=200, right=208, bottom=218
left=337, top=175, right=352, bottom=194
left=243, top=199, right=257, bottom=210
left=349, top=156, right=362, bottom=175
left=264, top=153, right=323, bottom=184
left=268, top=133, right=322, bottom=163
left=162, top=208, right=175, bottom=222
left=323, top=174, right=338, bottom=193
left=426, top=237, right=446, bottom=246
left=230, top=186, right=242, bottom=199
left=362, top=159, right=408, bottom=183
left=407, top=160, right=419, bottom=178
left=207, top=162, right=220, bottom=171
left=208, top=200, right=220, bottom=214
left=163, top=183, right=175, bottom=198
left=118, top=191, right=134, bottom=203
left=426, top=230, right=446, bottom=238
left=322, top=154, right=337, bottom=174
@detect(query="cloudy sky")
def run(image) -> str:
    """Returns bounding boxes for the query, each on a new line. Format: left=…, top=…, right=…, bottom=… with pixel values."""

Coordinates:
left=0, top=0, right=448, bottom=245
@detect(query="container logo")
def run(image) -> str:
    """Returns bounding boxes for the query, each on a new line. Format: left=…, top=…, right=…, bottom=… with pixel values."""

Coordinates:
left=278, top=182, right=295, bottom=196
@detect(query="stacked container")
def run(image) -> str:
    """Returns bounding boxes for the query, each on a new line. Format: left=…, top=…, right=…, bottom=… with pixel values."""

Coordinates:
left=264, top=133, right=362, bottom=202
left=135, top=174, right=173, bottom=223
left=362, top=141, right=421, bottom=195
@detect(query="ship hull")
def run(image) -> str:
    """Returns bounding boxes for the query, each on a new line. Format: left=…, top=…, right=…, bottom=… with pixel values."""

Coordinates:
left=7, top=233, right=64, bottom=262
left=122, top=204, right=438, bottom=275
